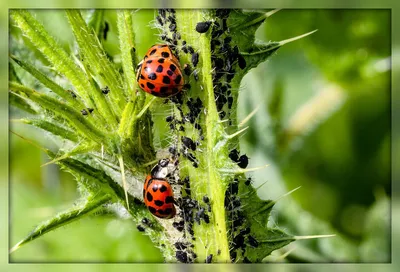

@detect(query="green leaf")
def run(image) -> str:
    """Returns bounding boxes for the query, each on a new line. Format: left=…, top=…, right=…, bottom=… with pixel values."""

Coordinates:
left=10, top=81, right=105, bottom=143
left=117, top=10, right=138, bottom=96
left=10, top=194, right=112, bottom=253
left=19, top=118, right=80, bottom=142
left=247, top=229, right=295, bottom=262
left=9, top=91, right=38, bottom=115
left=10, top=11, right=95, bottom=109
left=66, top=10, right=126, bottom=116
left=10, top=54, right=84, bottom=107
left=229, top=9, right=276, bottom=50
left=87, top=10, right=106, bottom=42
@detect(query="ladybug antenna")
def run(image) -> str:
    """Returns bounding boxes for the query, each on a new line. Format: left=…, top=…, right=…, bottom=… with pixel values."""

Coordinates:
left=118, top=155, right=130, bottom=210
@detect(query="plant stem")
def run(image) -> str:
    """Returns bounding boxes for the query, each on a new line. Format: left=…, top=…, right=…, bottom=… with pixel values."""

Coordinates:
left=175, top=10, right=230, bottom=263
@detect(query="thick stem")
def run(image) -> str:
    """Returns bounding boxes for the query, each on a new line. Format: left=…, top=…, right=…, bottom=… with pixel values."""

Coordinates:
left=175, top=10, right=230, bottom=263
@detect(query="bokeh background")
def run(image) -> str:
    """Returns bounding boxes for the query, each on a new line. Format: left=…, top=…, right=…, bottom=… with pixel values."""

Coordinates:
left=1, top=3, right=399, bottom=272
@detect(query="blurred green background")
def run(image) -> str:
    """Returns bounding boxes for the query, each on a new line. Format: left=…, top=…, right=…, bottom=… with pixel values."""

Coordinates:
left=2, top=6, right=398, bottom=272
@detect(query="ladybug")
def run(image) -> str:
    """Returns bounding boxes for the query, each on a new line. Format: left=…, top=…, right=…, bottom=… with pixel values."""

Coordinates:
left=143, top=174, right=176, bottom=219
left=137, top=44, right=184, bottom=98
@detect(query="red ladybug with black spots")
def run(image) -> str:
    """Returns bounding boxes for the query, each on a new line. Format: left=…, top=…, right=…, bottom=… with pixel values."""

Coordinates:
left=143, top=174, right=176, bottom=219
left=137, top=44, right=184, bottom=98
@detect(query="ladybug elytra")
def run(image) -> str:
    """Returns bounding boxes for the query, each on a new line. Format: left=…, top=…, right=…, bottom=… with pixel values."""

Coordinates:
left=137, top=44, right=184, bottom=98
left=143, top=174, right=176, bottom=219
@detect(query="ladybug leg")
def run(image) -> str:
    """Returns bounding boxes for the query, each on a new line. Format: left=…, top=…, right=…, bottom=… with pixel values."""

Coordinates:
left=136, top=61, right=143, bottom=81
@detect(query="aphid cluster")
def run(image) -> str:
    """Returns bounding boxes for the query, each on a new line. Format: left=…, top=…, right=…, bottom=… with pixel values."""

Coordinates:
left=208, top=9, right=247, bottom=120
left=229, top=148, right=249, bottom=169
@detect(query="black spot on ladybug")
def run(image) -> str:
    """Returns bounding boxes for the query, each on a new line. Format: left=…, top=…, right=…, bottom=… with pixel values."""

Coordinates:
left=160, top=185, right=167, bottom=192
left=167, top=70, right=174, bottom=76
left=148, top=72, right=157, bottom=80
left=158, top=58, right=165, bottom=63
left=141, top=83, right=145, bottom=88
left=161, top=51, right=170, bottom=58
left=165, top=196, right=174, bottom=204
left=146, top=59, right=153, bottom=64
left=156, top=65, right=163, bottom=73
left=164, top=207, right=173, bottom=214
left=174, top=75, right=182, bottom=84
left=157, top=209, right=165, bottom=215
left=206, top=254, right=213, bottom=263
left=154, top=200, right=164, bottom=207
left=136, top=225, right=145, bottom=232
left=170, top=64, right=176, bottom=71
left=160, top=86, right=168, bottom=93
left=191, top=52, right=199, bottom=67
left=149, top=49, right=157, bottom=56
left=140, top=74, right=145, bottom=80
left=148, top=206, right=156, bottom=213
left=152, top=185, right=159, bottom=192
left=146, top=192, right=153, bottom=202
left=196, top=21, right=211, bottom=33
left=162, top=76, right=171, bottom=84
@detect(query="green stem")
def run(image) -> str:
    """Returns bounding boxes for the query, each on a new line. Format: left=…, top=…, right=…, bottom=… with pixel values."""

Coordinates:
left=175, top=10, right=230, bottom=263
